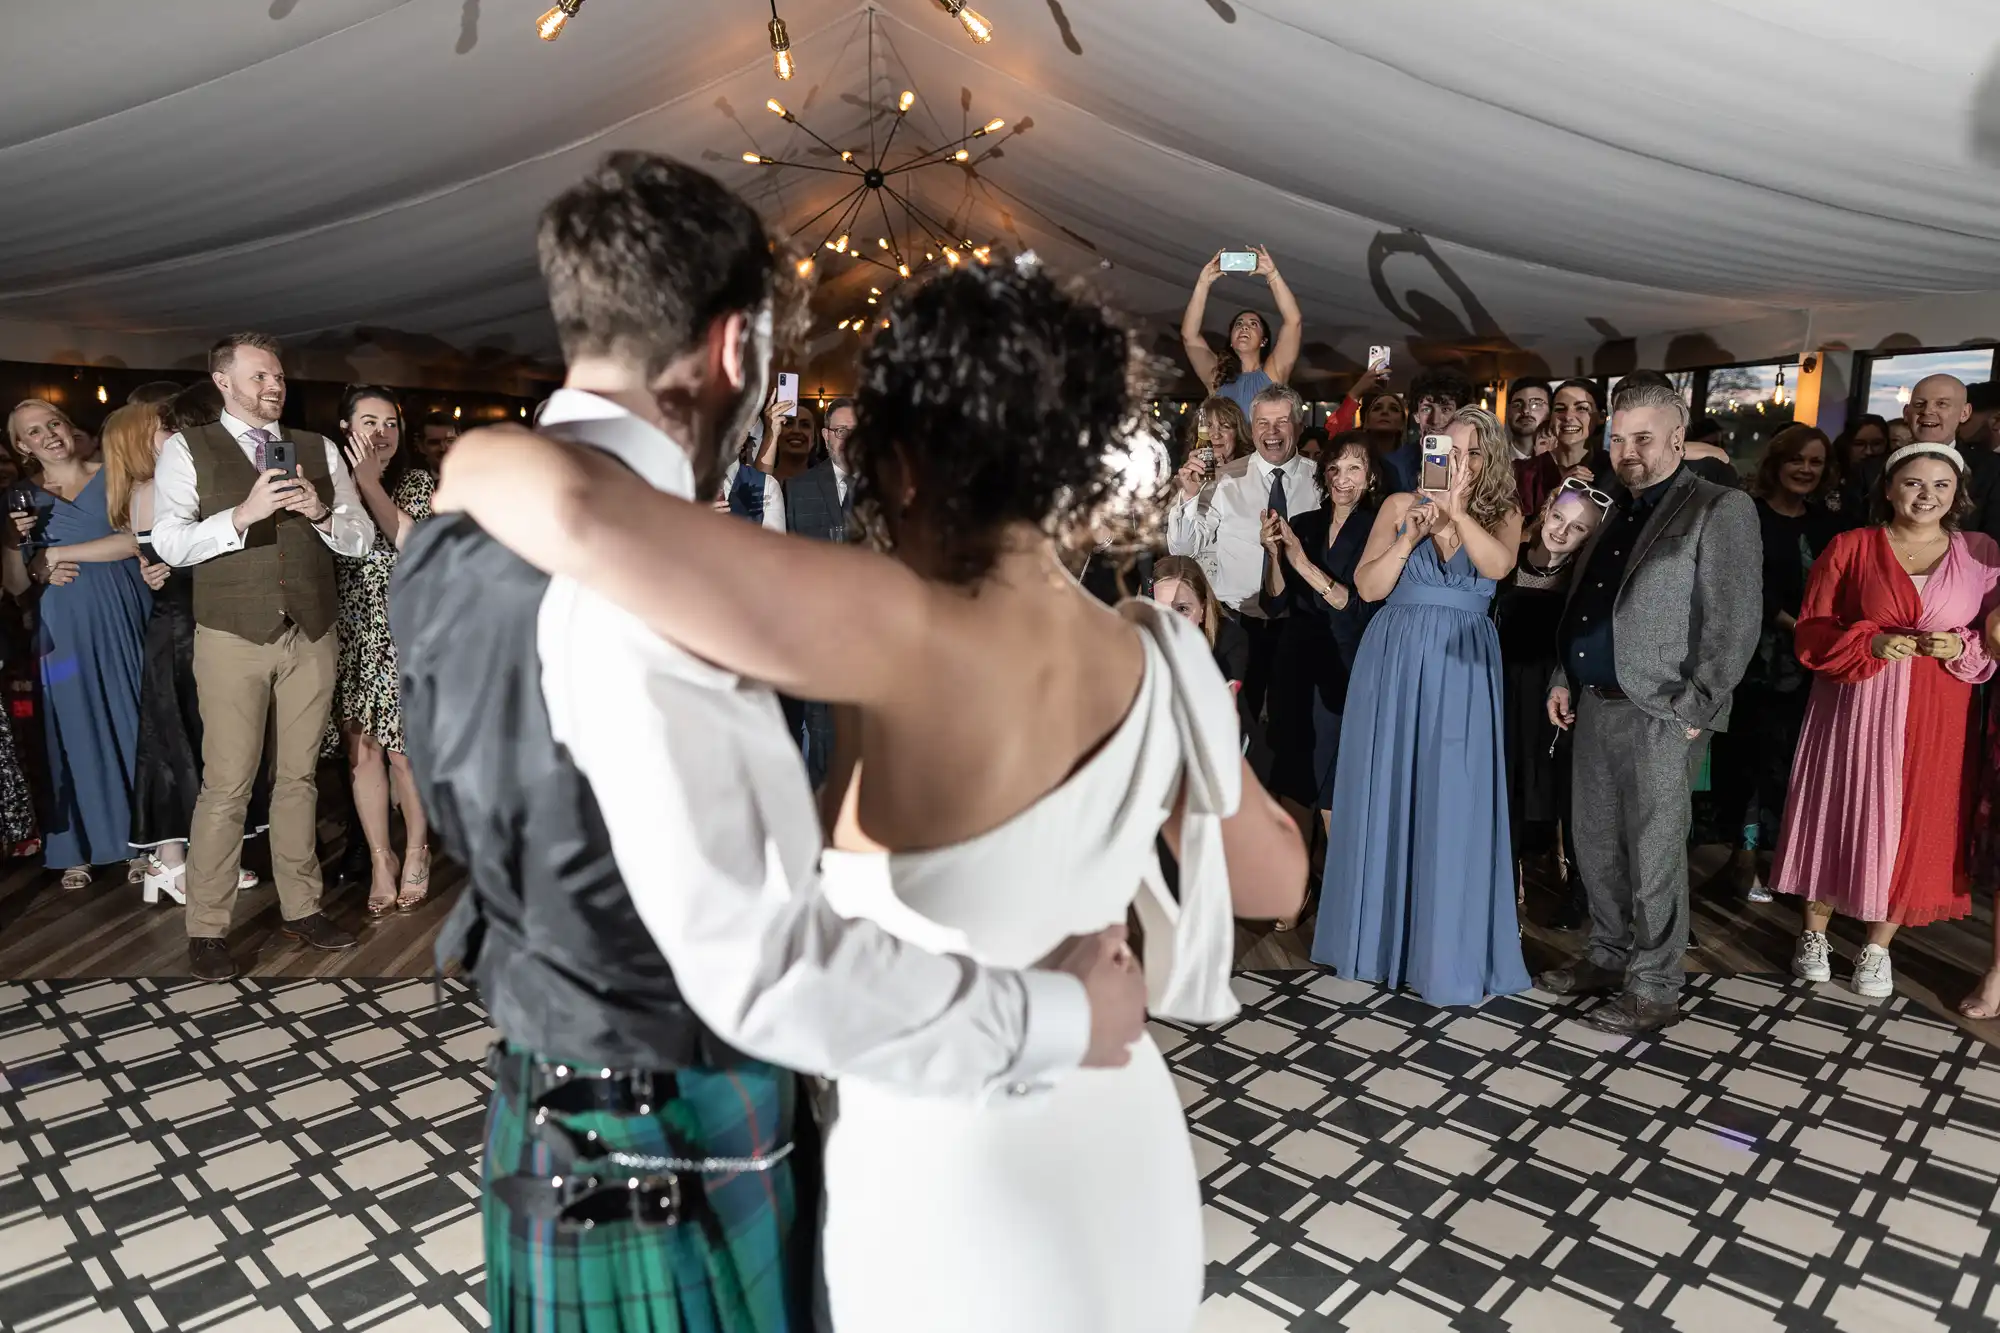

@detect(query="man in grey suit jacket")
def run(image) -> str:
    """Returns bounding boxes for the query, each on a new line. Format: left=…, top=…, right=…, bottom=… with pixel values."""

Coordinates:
left=781, top=399, right=856, bottom=789
left=1540, top=381, right=1761, bottom=1035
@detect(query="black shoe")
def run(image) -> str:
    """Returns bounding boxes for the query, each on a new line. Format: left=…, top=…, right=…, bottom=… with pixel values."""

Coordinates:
left=1536, top=957, right=1624, bottom=997
left=332, top=836, right=371, bottom=890
left=1583, top=990, right=1683, bottom=1036
left=188, top=937, right=239, bottom=981
left=280, top=912, right=357, bottom=951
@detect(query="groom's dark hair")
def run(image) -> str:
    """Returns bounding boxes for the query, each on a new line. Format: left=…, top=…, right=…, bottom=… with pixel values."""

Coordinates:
left=538, top=153, right=773, bottom=377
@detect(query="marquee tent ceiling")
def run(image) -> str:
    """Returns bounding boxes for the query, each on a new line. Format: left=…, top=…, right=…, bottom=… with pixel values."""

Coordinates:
left=4, top=0, right=1999, bottom=388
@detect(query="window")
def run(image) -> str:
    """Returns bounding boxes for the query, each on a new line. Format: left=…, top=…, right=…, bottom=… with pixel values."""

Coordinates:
left=1700, top=362, right=1792, bottom=465
left=1861, top=348, right=1997, bottom=418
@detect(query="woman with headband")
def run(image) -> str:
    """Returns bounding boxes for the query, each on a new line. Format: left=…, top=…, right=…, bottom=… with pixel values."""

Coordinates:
left=1770, top=441, right=2000, bottom=1000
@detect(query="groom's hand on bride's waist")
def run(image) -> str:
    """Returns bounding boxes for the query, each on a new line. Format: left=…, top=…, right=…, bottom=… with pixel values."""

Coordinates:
left=1040, top=925, right=1147, bottom=1069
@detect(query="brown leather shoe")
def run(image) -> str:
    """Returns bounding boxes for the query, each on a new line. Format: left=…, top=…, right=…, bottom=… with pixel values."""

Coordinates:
left=280, top=912, right=357, bottom=951
left=1536, top=958, right=1623, bottom=997
left=1584, top=990, right=1683, bottom=1036
left=189, top=937, right=239, bottom=981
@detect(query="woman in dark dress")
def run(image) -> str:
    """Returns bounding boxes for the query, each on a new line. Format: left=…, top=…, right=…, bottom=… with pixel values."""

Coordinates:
left=101, top=391, right=266, bottom=904
left=1707, top=424, right=1846, bottom=901
left=1495, top=478, right=1608, bottom=919
left=1262, top=431, right=1382, bottom=821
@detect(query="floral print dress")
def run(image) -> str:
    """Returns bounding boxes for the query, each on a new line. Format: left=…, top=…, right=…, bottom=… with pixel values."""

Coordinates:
left=326, top=469, right=433, bottom=754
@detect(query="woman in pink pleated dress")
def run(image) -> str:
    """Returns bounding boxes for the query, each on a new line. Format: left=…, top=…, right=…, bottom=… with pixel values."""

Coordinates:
left=1771, top=444, right=2000, bottom=999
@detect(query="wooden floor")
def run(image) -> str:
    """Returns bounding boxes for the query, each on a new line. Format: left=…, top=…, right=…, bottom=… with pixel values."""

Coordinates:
left=4, top=823, right=1995, bottom=1046
left=0, top=815, right=463, bottom=981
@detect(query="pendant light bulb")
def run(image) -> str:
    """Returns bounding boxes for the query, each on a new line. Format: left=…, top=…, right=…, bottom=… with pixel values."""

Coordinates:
left=767, top=99, right=789, bottom=119
left=769, top=16, right=796, bottom=81
left=898, top=90, right=916, bottom=113
left=980, top=118, right=1005, bottom=135
left=941, top=1, right=993, bottom=43
left=953, top=149, right=969, bottom=162
left=536, top=0, right=583, bottom=41
left=840, top=150, right=854, bottom=162
left=795, top=256, right=815, bottom=279
left=898, top=262, right=911, bottom=278
left=96, top=385, right=108, bottom=404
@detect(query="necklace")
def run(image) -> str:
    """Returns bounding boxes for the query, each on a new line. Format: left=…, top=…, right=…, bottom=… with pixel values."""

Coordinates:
left=1887, top=527, right=1947, bottom=567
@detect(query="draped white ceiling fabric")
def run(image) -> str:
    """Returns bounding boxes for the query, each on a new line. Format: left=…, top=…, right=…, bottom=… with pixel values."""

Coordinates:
left=3, top=0, right=1999, bottom=388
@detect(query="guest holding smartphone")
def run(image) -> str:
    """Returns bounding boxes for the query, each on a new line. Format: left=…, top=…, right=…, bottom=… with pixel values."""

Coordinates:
left=1178, top=247, right=1303, bottom=416
left=5, top=400, right=152, bottom=891
left=1312, top=407, right=1528, bottom=1006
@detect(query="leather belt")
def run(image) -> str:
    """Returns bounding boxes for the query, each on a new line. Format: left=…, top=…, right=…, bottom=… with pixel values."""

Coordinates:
left=1586, top=685, right=1628, bottom=701
left=484, top=1044, right=793, bottom=1233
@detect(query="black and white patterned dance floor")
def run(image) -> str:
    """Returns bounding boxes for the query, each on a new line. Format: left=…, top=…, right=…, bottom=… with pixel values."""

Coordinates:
left=2, top=973, right=1995, bottom=1332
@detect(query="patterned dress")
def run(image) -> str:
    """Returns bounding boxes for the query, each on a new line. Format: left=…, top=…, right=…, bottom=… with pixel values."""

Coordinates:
left=327, top=469, right=433, bottom=753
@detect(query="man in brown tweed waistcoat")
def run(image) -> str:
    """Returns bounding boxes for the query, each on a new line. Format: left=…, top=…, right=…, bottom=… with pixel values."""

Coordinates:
left=152, top=333, right=377, bottom=979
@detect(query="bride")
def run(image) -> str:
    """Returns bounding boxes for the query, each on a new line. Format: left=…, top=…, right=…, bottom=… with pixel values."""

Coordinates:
left=435, top=257, right=1306, bottom=1333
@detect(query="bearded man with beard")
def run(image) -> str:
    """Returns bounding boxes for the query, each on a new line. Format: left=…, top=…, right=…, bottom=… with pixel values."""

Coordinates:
left=151, top=332, right=377, bottom=978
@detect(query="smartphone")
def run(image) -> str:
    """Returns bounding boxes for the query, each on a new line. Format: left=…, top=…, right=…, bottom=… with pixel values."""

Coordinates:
left=1217, top=250, right=1257, bottom=273
left=267, top=438, right=298, bottom=479
left=775, top=371, right=800, bottom=420
left=1420, top=434, right=1451, bottom=491
left=1367, top=344, right=1391, bottom=374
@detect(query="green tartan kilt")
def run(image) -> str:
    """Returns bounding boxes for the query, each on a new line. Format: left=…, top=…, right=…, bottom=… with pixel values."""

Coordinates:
left=482, top=1046, right=803, bottom=1333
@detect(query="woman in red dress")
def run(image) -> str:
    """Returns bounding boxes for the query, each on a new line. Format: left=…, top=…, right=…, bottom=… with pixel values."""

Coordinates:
left=1770, top=445, right=2000, bottom=998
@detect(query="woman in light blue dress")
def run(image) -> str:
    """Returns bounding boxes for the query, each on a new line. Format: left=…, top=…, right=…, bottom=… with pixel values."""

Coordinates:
left=5, top=400, right=152, bottom=889
left=1177, top=246, right=1303, bottom=416
left=1312, top=406, right=1530, bottom=1007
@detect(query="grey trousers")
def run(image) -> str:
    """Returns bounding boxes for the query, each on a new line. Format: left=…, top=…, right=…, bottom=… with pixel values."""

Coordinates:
left=1572, top=691, right=1705, bottom=1004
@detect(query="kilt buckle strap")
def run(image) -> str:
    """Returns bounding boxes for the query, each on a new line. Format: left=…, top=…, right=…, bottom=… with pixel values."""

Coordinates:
left=492, top=1168, right=686, bottom=1232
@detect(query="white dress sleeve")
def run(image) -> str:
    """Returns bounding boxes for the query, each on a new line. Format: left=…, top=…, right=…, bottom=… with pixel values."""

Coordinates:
left=1119, top=600, right=1244, bottom=1024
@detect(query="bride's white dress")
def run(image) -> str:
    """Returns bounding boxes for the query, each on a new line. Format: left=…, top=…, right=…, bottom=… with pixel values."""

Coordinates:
left=816, top=600, right=1246, bottom=1333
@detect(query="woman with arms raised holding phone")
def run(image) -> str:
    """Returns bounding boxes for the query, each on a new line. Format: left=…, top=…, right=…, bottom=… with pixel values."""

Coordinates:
left=1312, top=406, right=1530, bottom=1007
left=433, top=257, right=1304, bottom=1333
left=1179, top=246, right=1303, bottom=417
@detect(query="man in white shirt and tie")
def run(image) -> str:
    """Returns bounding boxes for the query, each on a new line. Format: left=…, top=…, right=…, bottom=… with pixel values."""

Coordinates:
left=151, top=333, right=377, bottom=979
left=1167, top=382, right=1321, bottom=716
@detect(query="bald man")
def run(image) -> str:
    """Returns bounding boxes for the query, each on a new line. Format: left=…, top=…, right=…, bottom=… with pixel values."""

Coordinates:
left=1856, top=374, right=2000, bottom=539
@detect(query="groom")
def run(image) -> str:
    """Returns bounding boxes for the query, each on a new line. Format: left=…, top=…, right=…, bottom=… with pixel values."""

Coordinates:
left=390, top=154, right=1147, bottom=1329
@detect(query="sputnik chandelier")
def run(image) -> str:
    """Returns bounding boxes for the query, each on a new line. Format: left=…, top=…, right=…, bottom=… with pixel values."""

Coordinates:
left=745, top=88, right=1008, bottom=293
left=534, top=0, right=995, bottom=74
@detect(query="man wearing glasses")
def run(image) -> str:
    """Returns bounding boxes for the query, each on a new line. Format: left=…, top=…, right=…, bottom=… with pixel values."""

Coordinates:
left=782, top=397, right=857, bottom=790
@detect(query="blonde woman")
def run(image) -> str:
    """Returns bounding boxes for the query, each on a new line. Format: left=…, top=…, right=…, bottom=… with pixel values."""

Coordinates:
left=1183, top=396, right=1252, bottom=470
left=1312, top=405, right=1530, bottom=1007
left=101, top=397, right=263, bottom=904
left=6, top=400, right=154, bottom=889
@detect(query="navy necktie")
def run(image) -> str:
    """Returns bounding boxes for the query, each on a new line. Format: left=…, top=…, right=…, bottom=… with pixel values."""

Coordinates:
left=1266, top=466, right=1288, bottom=520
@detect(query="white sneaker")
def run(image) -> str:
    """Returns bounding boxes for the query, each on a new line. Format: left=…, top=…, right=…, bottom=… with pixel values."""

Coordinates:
left=1792, top=931, right=1832, bottom=983
left=1852, top=945, right=1895, bottom=999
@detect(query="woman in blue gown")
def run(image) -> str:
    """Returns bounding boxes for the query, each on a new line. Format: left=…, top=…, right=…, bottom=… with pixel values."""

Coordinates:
left=1311, top=405, right=1530, bottom=1007
left=6, top=400, right=151, bottom=889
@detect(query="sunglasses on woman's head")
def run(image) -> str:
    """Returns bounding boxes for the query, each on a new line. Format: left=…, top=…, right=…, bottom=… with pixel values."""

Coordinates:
left=1557, top=476, right=1612, bottom=509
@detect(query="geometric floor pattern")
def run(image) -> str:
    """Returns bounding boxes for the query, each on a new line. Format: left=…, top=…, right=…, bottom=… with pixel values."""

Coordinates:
left=1177, top=972, right=2000, bottom=1333
left=2, top=973, right=1996, bottom=1332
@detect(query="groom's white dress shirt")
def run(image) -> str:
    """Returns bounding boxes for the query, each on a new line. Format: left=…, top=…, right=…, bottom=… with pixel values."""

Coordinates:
left=531, top=389, right=1088, bottom=1098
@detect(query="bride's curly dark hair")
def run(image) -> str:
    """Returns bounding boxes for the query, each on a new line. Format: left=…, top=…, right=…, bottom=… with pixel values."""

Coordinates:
left=847, top=257, right=1158, bottom=586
